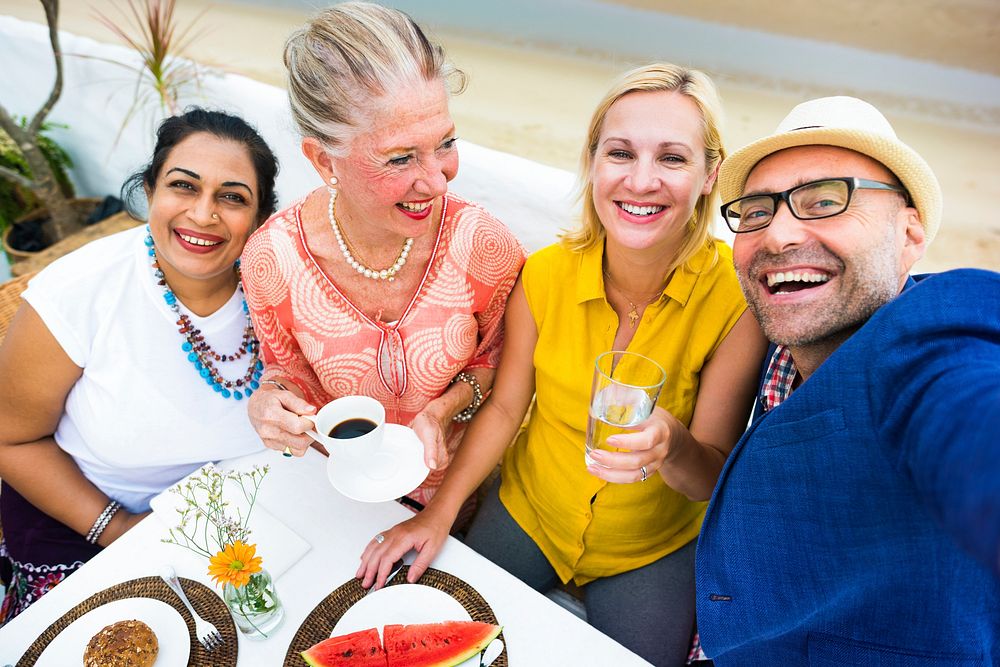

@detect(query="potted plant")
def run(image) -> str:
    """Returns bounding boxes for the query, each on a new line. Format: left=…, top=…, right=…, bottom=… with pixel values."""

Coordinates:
left=0, top=0, right=93, bottom=259
left=2, top=0, right=204, bottom=273
left=0, top=120, right=78, bottom=260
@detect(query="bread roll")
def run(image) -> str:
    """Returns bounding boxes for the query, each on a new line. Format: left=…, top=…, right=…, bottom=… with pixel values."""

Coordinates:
left=83, top=619, right=159, bottom=667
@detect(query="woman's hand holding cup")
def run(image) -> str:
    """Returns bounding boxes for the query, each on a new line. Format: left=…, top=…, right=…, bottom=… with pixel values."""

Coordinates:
left=247, top=382, right=319, bottom=457
left=585, top=406, right=678, bottom=484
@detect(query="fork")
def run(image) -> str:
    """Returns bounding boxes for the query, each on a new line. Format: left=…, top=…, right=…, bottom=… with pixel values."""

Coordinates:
left=160, top=565, right=224, bottom=651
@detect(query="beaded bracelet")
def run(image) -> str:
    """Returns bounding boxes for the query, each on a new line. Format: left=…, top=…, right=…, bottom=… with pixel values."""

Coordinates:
left=85, top=500, right=122, bottom=545
left=451, top=371, right=483, bottom=423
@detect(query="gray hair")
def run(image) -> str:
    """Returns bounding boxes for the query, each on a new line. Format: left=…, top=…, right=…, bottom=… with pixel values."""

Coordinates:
left=283, top=1, right=466, bottom=155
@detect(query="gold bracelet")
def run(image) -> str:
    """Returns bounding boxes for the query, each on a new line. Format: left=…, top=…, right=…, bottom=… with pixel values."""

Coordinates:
left=451, top=371, right=483, bottom=423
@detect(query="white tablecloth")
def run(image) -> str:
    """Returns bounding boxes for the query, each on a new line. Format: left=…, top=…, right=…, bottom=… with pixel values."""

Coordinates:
left=0, top=449, right=651, bottom=666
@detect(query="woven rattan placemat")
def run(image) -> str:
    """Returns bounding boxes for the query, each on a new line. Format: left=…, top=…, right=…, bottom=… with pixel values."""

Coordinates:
left=284, top=566, right=507, bottom=667
left=15, top=575, right=237, bottom=667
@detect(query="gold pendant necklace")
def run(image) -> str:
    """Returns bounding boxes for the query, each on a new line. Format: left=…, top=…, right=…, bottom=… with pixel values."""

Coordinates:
left=603, top=270, right=665, bottom=329
left=625, top=299, right=641, bottom=328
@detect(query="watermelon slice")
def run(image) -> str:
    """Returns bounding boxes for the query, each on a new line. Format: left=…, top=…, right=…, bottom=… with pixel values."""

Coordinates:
left=383, top=621, right=502, bottom=667
left=302, top=627, right=387, bottom=666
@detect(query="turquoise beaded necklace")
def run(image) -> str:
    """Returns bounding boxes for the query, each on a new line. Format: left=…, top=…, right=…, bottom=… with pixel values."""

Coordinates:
left=145, top=226, right=262, bottom=400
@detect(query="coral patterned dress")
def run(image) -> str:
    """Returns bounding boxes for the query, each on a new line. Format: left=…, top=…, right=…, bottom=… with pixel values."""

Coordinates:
left=242, top=192, right=525, bottom=505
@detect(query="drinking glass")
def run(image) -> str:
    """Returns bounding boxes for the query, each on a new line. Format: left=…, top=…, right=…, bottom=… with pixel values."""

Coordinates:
left=585, top=351, right=666, bottom=467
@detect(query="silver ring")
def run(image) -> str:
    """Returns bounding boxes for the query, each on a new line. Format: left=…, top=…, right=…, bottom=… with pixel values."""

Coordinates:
left=374, top=533, right=385, bottom=544
left=640, top=465, right=648, bottom=482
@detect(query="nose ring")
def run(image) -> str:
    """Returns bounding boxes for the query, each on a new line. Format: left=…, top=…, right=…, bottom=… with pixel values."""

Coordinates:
left=211, top=213, right=219, bottom=220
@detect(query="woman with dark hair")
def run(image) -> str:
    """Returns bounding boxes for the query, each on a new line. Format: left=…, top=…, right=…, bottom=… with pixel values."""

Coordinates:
left=0, top=108, right=279, bottom=624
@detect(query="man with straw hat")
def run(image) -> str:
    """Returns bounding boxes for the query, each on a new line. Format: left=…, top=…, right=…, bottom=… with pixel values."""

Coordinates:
left=695, top=96, right=999, bottom=664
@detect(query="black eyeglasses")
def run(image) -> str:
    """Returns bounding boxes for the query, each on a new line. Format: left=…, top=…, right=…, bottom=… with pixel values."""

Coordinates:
left=720, top=177, right=909, bottom=233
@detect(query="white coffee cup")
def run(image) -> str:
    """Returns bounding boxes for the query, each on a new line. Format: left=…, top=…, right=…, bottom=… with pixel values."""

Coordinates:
left=305, top=396, right=397, bottom=480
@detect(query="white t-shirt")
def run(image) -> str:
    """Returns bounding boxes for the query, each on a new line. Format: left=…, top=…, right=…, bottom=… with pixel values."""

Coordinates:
left=23, top=226, right=265, bottom=513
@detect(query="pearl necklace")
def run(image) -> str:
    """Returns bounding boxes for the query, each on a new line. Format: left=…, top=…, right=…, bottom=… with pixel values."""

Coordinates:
left=145, top=227, right=263, bottom=400
left=328, top=187, right=413, bottom=281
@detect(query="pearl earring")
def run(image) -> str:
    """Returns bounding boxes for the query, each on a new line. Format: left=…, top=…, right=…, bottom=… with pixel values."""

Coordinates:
left=328, top=176, right=338, bottom=202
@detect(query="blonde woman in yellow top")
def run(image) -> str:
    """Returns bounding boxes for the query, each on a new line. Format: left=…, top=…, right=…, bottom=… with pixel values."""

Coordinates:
left=359, top=63, right=767, bottom=665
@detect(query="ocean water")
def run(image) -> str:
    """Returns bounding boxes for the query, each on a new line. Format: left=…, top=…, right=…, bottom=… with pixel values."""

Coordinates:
left=231, top=0, right=1000, bottom=128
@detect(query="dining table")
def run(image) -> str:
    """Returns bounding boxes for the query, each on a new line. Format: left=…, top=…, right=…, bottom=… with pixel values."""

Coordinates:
left=0, top=448, right=653, bottom=666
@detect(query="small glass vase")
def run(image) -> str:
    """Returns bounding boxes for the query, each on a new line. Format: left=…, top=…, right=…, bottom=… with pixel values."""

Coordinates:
left=222, top=568, right=284, bottom=639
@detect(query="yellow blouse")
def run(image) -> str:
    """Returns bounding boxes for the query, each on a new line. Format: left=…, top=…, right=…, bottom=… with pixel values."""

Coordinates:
left=499, top=239, right=747, bottom=584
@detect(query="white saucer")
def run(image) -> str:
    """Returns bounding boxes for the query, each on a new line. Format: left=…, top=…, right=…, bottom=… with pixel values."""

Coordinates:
left=36, top=598, right=190, bottom=666
left=327, top=423, right=430, bottom=503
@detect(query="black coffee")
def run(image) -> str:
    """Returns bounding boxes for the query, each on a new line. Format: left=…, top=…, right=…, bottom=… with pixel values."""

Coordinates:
left=328, top=418, right=378, bottom=439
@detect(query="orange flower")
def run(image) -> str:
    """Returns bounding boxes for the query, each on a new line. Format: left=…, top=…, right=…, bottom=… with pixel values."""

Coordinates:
left=208, top=540, right=262, bottom=588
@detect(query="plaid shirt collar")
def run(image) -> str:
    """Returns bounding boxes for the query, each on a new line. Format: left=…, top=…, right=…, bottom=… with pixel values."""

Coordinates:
left=760, top=345, right=797, bottom=412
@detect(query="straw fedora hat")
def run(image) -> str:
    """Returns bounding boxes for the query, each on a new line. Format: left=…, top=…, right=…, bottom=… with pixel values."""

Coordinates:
left=718, top=96, right=942, bottom=243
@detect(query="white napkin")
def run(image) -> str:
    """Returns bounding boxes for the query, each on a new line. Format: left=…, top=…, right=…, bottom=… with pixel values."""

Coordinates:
left=150, top=465, right=310, bottom=580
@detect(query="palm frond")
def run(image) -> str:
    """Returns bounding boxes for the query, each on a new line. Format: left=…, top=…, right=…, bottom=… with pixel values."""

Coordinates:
left=92, top=0, right=207, bottom=117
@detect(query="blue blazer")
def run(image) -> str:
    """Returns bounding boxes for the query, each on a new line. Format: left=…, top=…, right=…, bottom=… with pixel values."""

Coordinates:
left=696, top=270, right=1000, bottom=665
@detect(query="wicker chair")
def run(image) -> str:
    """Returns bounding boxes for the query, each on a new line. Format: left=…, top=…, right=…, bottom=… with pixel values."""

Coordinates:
left=0, top=272, right=36, bottom=585
left=0, top=272, right=32, bottom=573
left=0, top=271, right=34, bottom=345
left=0, top=271, right=33, bottom=553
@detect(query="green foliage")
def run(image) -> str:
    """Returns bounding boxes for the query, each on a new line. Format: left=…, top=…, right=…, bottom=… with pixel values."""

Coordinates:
left=0, top=130, right=33, bottom=233
left=28, top=119, right=75, bottom=199
left=0, top=119, right=75, bottom=234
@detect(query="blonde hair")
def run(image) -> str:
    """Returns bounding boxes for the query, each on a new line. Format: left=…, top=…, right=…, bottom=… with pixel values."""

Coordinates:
left=283, top=1, right=466, bottom=155
left=562, top=63, right=726, bottom=275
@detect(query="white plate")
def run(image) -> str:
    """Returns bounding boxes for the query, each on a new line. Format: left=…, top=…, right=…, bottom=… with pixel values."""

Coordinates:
left=327, top=423, right=430, bottom=503
left=332, top=584, right=477, bottom=667
left=36, top=598, right=190, bottom=666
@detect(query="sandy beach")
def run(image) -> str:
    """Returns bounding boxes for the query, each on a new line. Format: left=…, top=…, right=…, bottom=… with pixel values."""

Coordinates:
left=2, top=0, right=998, bottom=273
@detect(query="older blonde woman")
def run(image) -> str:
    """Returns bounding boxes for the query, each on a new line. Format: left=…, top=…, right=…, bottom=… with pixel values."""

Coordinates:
left=360, top=64, right=768, bottom=665
left=242, top=3, right=524, bottom=511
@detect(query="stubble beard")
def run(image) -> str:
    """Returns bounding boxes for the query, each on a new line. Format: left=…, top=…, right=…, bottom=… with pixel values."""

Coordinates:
left=737, top=229, right=902, bottom=350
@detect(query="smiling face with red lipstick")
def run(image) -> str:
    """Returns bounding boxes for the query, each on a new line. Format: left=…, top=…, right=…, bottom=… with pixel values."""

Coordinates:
left=591, top=90, right=716, bottom=257
left=308, top=79, right=458, bottom=248
left=145, top=132, right=259, bottom=299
